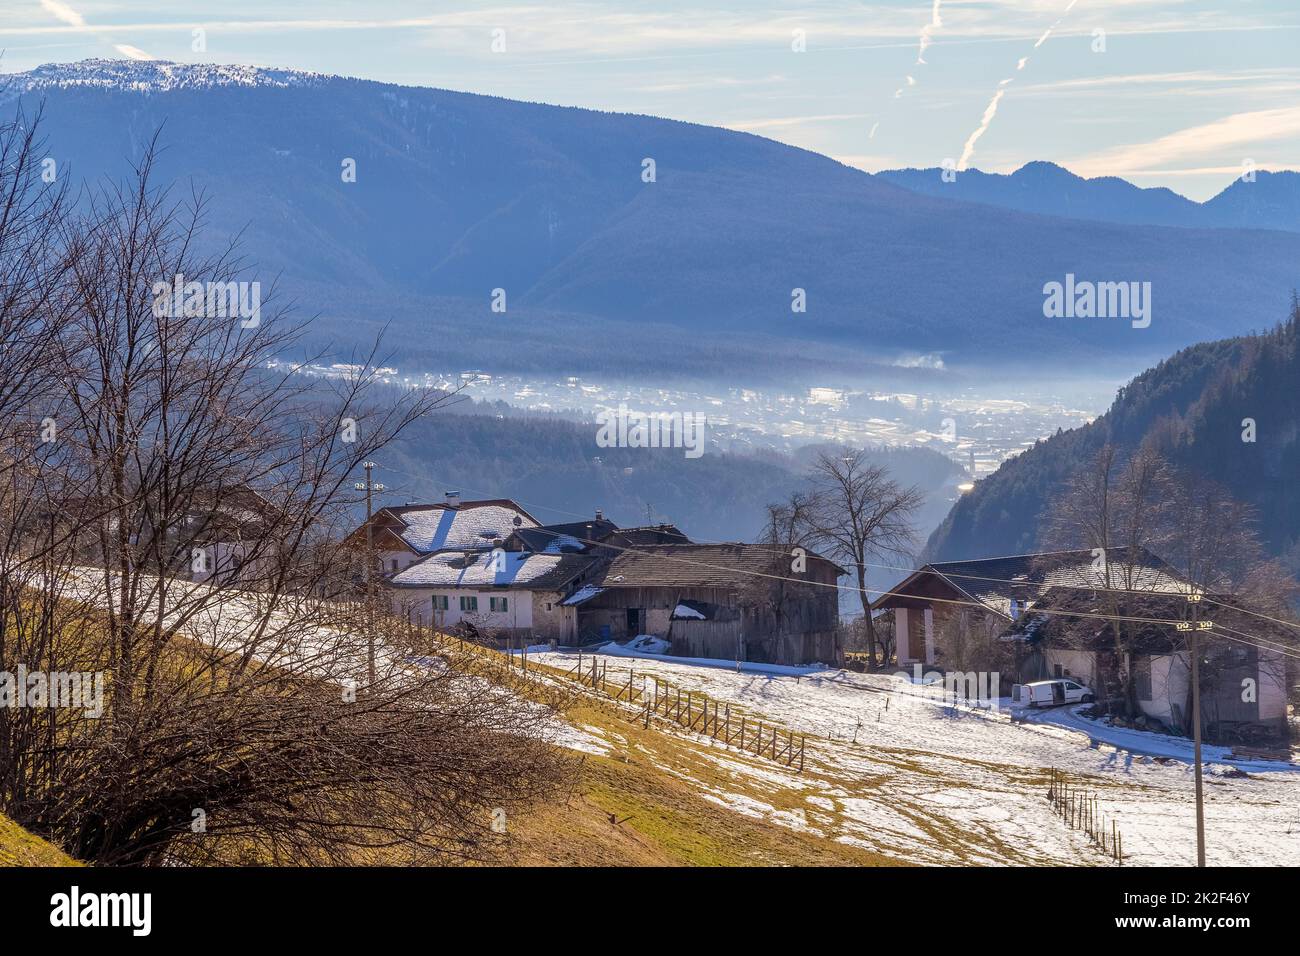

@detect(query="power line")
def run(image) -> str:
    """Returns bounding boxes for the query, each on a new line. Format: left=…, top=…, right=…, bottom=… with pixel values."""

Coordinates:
left=1204, top=595, right=1300, bottom=635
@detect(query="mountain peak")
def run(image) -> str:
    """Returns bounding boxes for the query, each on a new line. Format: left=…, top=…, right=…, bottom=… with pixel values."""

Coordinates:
left=1011, top=160, right=1077, bottom=181
left=5, top=58, right=329, bottom=95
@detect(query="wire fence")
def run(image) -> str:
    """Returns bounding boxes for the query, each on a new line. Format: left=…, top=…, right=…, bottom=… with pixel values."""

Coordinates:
left=550, top=650, right=808, bottom=771
left=1048, top=767, right=1124, bottom=864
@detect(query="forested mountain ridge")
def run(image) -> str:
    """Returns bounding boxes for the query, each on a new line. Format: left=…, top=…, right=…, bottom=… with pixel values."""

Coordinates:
left=878, top=162, right=1300, bottom=233
left=8, top=59, right=1300, bottom=374
left=925, top=305, right=1300, bottom=568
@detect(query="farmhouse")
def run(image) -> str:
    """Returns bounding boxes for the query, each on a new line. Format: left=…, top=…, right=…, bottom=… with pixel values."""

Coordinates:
left=346, top=494, right=540, bottom=574
left=567, top=543, right=844, bottom=665
left=387, top=547, right=601, bottom=642
left=380, top=510, right=628, bottom=641
left=1001, top=589, right=1292, bottom=744
left=43, top=486, right=281, bottom=586
left=182, top=486, right=282, bottom=585
left=873, top=547, right=1293, bottom=744
left=872, top=547, right=1188, bottom=666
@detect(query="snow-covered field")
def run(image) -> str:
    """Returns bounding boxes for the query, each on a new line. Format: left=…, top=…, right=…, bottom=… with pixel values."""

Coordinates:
left=51, top=565, right=1299, bottom=866
left=530, top=648, right=1300, bottom=867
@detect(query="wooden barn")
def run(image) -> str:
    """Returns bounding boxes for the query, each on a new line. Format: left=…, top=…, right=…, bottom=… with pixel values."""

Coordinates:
left=566, top=543, right=844, bottom=666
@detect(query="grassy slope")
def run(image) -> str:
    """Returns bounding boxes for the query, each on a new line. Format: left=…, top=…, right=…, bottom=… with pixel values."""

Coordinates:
left=501, top=699, right=899, bottom=867
left=0, top=812, right=80, bottom=867
left=0, top=606, right=892, bottom=868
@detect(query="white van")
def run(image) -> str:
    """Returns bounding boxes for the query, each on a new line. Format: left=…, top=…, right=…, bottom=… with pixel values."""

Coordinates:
left=1016, top=679, right=1095, bottom=708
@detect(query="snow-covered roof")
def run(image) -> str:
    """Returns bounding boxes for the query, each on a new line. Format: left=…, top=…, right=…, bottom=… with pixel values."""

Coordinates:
left=387, top=501, right=539, bottom=554
left=560, top=585, right=606, bottom=607
left=508, top=519, right=619, bottom=554
left=390, top=550, right=593, bottom=590
left=876, top=547, right=1190, bottom=616
left=542, top=534, right=584, bottom=554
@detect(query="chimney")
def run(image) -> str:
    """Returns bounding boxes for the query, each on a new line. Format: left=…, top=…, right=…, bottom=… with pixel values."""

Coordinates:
left=445, top=491, right=461, bottom=507
left=595, top=508, right=604, bottom=521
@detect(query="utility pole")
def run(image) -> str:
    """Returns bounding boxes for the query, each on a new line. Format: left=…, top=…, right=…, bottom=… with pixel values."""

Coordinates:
left=1187, top=585, right=1206, bottom=867
left=354, top=462, right=385, bottom=689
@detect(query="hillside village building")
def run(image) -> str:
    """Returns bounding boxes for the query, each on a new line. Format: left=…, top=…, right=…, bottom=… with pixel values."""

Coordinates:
left=873, top=548, right=1292, bottom=743
left=354, top=497, right=845, bottom=665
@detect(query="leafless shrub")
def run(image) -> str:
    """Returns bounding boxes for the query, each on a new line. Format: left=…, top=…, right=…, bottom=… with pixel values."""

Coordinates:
left=0, top=124, right=575, bottom=865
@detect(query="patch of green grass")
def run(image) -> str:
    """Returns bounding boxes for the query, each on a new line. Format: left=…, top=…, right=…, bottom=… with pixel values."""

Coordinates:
left=0, top=812, right=80, bottom=867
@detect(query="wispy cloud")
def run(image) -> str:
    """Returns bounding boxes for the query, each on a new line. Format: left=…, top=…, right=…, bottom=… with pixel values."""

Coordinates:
left=114, top=43, right=154, bottom=61
left=1068, top=106, right=1300, bottom=176
left=1016, top=68, right=1300, bottom=98
left=37, top=0, right=156, bottom=60
left=38, top=0, right=84, bottom=29
left=916, top=0, right=943, bottom=64
left=728, top=112, right=870, bottom=133
left=633, top=73, right=784, bottom=95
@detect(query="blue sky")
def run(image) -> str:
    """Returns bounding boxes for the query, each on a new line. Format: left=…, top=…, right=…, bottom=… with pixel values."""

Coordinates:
left=3, top=0, right=1299, bottom=199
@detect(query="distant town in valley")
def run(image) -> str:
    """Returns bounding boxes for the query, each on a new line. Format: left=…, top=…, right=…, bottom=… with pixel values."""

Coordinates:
left=278, top=358, right=1103, bottom=478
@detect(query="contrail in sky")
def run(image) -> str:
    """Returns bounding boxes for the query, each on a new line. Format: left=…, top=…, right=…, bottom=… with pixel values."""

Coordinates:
left=917, top=0, right=944, bottom=64
left=957, top=0, right=1079, bottom=170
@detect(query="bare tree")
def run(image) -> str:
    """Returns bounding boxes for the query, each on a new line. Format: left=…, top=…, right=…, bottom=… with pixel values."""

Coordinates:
left=798, top=450, right=922, bottom=668
left=1043, top=443, right=1293, bottom=722
left=746, top=492, right=830, bottom=662
left=0, top=132, right=575, bottom=865
left=1041, top=444, right=1173, bottom=713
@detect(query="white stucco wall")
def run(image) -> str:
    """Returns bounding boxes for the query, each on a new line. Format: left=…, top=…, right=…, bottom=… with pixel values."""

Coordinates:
left=1258, top=648, right=1289, bottom=721
left=1043, top=649, right=1097, bottom=687
left=1138, top=653, right=1190, bottom=724
left=895, top=608, right=911, bottom=663
left=378, top=549, right=420, bottom=575
left=391, top=587, right=533, bottom=631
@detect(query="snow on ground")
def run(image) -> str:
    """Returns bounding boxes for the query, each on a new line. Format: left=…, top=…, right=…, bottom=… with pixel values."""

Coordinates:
left=56, top=568, right=591, bottom=756
left=529, top=649, right=1300, bottom=866
left=601, top=635, right=672, bottom=656
left=587, top=641, right=824, bottom=677
left=52, top=568, right=1298, bottom=865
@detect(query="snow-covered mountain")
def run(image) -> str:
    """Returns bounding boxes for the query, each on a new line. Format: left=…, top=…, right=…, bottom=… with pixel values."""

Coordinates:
left=4, top=58, right=327, bottom=95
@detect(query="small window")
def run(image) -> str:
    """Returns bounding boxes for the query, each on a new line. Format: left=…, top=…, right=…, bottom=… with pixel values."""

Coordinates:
left=432, top=595, right=448, bottom=611
left=490, top=596, right=509, bottom=613
left=460, top=596, right=478, bottom=612
left=390, top=559, right=398, bottom=572
left=546, top=603, right=553, bottom=611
